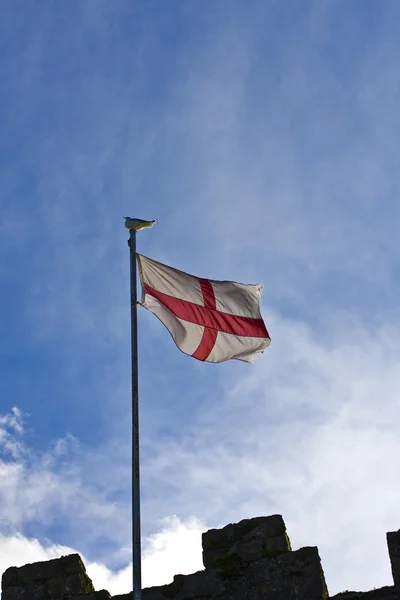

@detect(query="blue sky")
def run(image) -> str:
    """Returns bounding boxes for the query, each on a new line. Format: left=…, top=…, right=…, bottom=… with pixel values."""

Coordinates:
left=1, top=0, right=400, bottom=595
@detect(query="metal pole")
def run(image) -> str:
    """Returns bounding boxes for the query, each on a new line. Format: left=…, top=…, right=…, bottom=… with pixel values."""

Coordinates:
left=125, top=216, right=156, bottom=599
left=129, top=228, right=142, bottom=600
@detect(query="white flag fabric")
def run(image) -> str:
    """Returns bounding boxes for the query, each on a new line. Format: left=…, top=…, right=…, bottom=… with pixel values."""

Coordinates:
left=137, top=254, right=270, bottom=363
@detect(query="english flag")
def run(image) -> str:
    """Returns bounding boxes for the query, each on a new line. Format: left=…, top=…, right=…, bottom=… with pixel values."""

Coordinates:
left=137, top=254, right=270, bottom=363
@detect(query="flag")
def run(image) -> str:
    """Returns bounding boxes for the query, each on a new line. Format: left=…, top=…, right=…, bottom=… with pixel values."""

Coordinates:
left=137, top=254, right=271, bottom=363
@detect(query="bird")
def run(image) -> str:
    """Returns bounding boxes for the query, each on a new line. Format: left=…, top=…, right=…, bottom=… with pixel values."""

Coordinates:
left=124, top=217, right=158, bottom=231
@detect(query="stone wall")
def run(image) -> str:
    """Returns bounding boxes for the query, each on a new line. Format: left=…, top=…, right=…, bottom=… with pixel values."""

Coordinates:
left=2, top=515, right=400, bottom=600
left=1, top=554, right=94, bottom=600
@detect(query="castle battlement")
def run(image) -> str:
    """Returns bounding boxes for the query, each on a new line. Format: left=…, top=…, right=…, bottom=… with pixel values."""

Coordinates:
left=2, top=515, right=400, bottom=600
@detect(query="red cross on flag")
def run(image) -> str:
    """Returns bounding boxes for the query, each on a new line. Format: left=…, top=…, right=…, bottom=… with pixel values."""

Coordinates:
left=137, top=254, right=271, bottom=363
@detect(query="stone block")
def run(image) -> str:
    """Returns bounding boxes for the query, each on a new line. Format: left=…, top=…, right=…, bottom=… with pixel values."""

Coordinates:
left=278, top=546, right=329, bottom=600
left=3, top=582, right=47, bottom=600
left=208, top=544, right=326, bottom=600
left=15, top=560, right=60, bottom=585
left=1, top=554, right=94, bottom=600
left=170, top=569, right=225, bottom=598
left=1, top=566, right=18, bottom=589
left=202, top=514, right=290, bottom=570
left=1, top=584, right=33, bottom=600
left=70, top=592, right=111, bottom=600
left=48, top=572, right=93, bottom=598
left=139, top=569, right=224, bottom=600
left=388, top=530, right=400, bottom=587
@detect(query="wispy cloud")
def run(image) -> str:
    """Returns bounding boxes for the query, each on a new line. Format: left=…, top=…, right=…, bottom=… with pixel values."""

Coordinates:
left=0, top=407, right=205, bottom=592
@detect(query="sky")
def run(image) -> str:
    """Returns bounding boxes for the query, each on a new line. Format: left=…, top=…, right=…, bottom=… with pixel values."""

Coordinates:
left=1, top=0, right=400, bottom=596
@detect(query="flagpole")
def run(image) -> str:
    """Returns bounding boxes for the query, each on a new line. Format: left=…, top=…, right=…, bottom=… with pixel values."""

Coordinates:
left=125, top=217, right=157, bottom=600
left=129, top=226, right=141, bottom=600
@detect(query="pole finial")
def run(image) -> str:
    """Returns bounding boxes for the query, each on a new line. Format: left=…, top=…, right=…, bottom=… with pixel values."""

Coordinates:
left=124, top=217, right=158, bottom=232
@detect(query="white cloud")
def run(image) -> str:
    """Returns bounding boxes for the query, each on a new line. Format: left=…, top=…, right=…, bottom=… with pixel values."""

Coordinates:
left=85, top=515, right=205, bottom=593
left=0, top=534, right=73, bottom=578
left=141, top=516, right=205, bottom=587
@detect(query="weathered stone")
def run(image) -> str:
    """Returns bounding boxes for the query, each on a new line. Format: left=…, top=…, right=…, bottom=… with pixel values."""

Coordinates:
left=277, top=546, right=329, bottom=600
left=388, top=530, right=400, bottom=587
left=169, top=569, right=225, bottom=598
left=49, top=573, right=93, bottom=598
left=218, top=545, right=328, bottom=600
left=202, top=514, right=290, bottom=570
left=138, top=569, right=224, bottom=600
left=5, top=582, right=48, bottom=599
left=67, top=592, right=111, bottom=600
left=1, top=553, right=94, bottom=600
left=1, top=566, right=18, bottom=589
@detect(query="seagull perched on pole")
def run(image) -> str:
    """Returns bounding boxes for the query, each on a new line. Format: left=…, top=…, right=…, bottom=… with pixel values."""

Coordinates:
left=124, top=217, right=158, bottom=231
